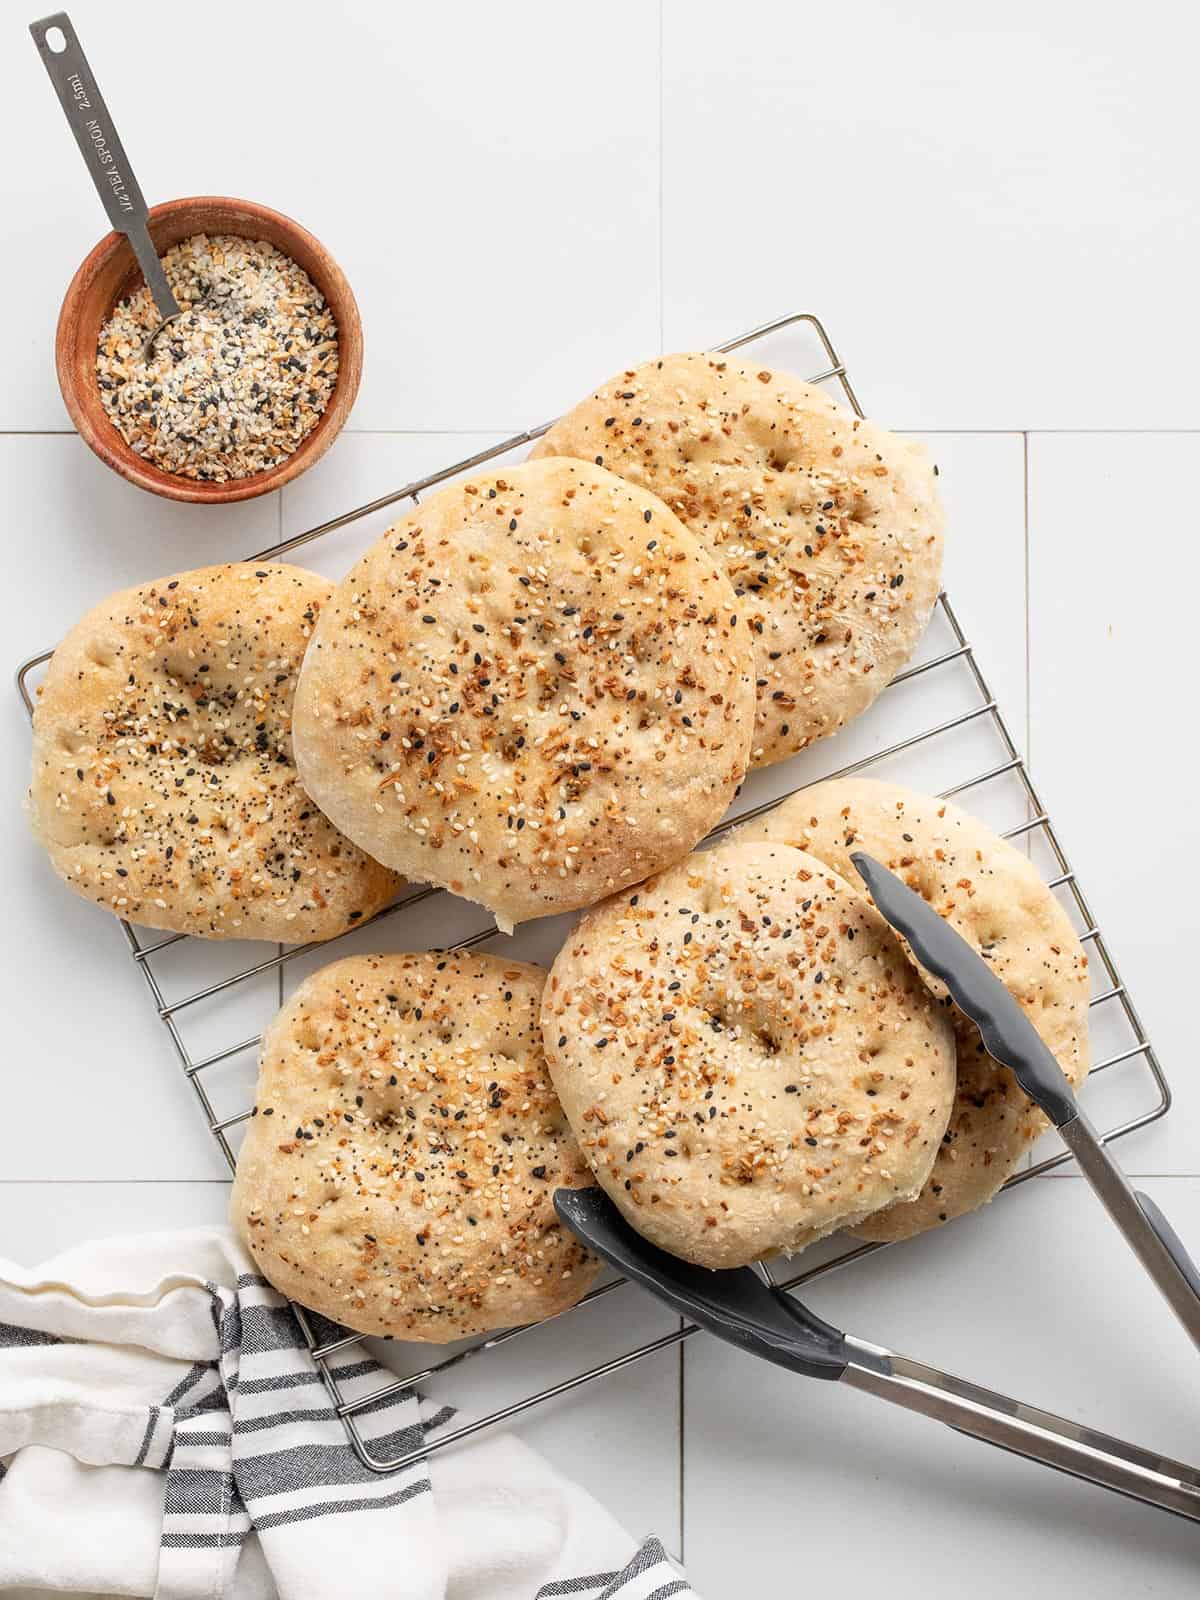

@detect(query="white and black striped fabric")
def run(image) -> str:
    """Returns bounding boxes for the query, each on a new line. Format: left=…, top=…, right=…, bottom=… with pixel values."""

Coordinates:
left=0, top=1228, right=699, bottom=1599
left=533, top=1537, right=693, bottom=1600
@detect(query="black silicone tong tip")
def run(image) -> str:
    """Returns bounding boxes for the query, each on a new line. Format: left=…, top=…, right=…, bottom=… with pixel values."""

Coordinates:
left=850, top=851, right=1078, bottom=1127
left=555, top=1186, right=862, bottom=1380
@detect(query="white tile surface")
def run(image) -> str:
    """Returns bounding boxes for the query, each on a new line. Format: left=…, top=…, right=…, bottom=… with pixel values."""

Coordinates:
left=279, top=430, right=511, bottom=577
left=383, top=1282, right=684, bottom=1551
left=3, top=0, right=660, bottom=432
left=683, top=1176, right=1200, bottom=1593
left=2, top=5, right=1197, bottom=1590
left=1028, top=433, right=1195, bottom=1174
left=918, top=431, right=1027, bottom=738
left=662, top=0, right=1200, bottom=430
left=0, top=436, right=278, bottom=1180
left=0, top=1182, right=230, bottom=1254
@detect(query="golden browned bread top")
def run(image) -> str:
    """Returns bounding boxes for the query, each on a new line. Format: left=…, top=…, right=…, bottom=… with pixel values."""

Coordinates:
left=736, top=778, right=1091, bottom=1239
left=28, top=563, right=400, bottom=942
left=231, top=951, right=600, bottom=1342
left=533, top=353, right=944, bottom=767
left=292, top=458, right=756, bottom=930
left=542, top=840, right=955, bottom=1268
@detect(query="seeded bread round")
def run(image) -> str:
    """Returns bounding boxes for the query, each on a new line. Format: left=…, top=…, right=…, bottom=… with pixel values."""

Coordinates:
left=541, top=840, right=956, bottom=1268
left=532, top=353, right=945, bottom=768
left=735, top=779, right=1091, bottom=1239
left=292, top=458, right=756, bottom=931
left=28, top=563, right=401, bottom=941
left=231, top=951, right=600, bottom=1342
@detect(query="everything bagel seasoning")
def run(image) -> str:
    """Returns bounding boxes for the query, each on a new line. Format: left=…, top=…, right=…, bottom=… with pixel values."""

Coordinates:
left=95, top=233, right=339, bottom=482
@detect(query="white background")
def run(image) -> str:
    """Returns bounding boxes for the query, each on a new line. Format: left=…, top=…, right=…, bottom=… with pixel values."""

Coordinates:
left=2, top=1, right=1198, bottom=1592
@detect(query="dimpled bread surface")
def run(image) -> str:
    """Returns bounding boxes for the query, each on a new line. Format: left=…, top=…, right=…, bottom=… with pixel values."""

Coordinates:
left=541, top=840, right=956, bottom=1268
left=736, top=778, right=1091, bottom=1239
left=231, top=951, right=600, bottom=1341
left=292, top=457, right=756, bottom=931
left=532, top=352, right=944, bottom=767
left=28, top=563, right=401, bottom=941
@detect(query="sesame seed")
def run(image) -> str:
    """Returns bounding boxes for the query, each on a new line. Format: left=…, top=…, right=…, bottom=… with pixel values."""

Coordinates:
left=95, top=234, right=339, bottom=482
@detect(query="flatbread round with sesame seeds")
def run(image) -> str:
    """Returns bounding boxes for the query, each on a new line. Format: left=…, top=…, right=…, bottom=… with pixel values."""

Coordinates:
left=292, top=458, right=756, bottom=932
left=28, top=563, right=401, bottom=942
left=735, top=778, right=1091, bottom=1239
left=541, top=840, right=956, bottom=1269
left=531, top=353, right=945, bottom=768
left=231, top=951, right=600, bottom=1341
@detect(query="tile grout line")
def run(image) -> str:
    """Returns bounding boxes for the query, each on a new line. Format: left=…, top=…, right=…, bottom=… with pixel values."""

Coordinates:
left=660, top=6, right=684, bottom=1558
left=678, top=1324, right=686, bottom=1564
left=277, top=490, right=286, bottom=1017
left=1013, top=429, right=1034, bottom=1177
left=1038, top=1172, right=1200, bottom=1181
left=4, top=426, right=1200, bottom=439
left=1023, top=431, right=1031, bottom=768
left=657, top=0, right=665, bottom=359
left=1017, top=431, right=1034, bottom=1171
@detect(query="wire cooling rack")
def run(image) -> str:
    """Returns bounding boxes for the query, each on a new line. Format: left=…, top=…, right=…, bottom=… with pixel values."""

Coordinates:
left=16, top=312, right=1171, bottom=1473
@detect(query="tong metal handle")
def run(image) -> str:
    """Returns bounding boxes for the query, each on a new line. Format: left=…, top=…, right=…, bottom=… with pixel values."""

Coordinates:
left=1057, top=1110, right=1200, bottom=1351
left=554, top=1187, right=1200, bottom=1527
left=843, top=1340, right=1200, bottom=1524
left=30, top=11, right=179, bottom=324
left=850, top=854, right=1200, bottom=1354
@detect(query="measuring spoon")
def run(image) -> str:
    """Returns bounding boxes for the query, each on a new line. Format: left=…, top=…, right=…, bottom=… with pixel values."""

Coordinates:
left=30, top=11, right=183, bottom=354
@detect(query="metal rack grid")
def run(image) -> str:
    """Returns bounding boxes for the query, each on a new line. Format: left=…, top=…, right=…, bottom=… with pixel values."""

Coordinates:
left=16, top=311, right=1171, bottom=1474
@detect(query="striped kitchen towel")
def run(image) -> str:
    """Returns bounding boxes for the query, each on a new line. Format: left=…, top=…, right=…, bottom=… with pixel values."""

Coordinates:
left=0, top=1227, right=696, bottom=1600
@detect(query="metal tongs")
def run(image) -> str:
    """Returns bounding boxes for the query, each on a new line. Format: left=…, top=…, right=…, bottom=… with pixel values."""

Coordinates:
left=851, top=853, right=1200, bottom=1352
left=556, top=1187, right=1200, bottom=1524
left=554, top=851, right=1200, bottom=1524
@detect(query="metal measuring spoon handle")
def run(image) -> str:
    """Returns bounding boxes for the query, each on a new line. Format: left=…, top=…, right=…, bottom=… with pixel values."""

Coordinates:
left=30, top=11, right=180, bottom=326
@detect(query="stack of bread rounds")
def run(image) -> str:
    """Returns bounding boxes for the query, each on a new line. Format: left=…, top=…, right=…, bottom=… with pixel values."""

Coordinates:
left=533, top=353, right=944, bottom=767
left=540, top=840, right=956, bottom=1268
left=28, top=563, right=401, bottom=941
left=31, top=350, right=1096, bottom=1339
left=292, top=458, right=756, bottom=931
left=735, top=778, right=1091, bottom=1238
left=231, top=951, right=600, bottom=1341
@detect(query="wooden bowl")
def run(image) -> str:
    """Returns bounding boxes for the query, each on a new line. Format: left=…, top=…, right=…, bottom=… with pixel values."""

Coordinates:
left=56, top=196, right=363, bottom=504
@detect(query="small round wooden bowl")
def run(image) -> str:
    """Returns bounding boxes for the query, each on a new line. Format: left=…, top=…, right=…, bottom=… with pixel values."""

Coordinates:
left=56, top=196, right=363, bottom=504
